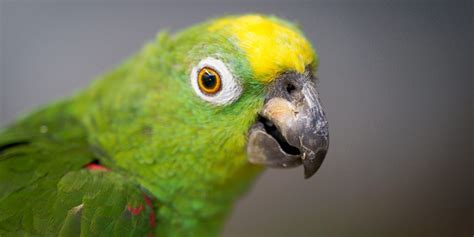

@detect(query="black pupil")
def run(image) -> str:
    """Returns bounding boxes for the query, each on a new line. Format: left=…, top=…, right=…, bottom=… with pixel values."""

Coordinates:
left=201, top=71, right=217, bottom=89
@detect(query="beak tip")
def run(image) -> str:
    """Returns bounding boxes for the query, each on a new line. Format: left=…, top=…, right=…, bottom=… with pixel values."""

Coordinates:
left=303, top=163, right=321, bottom=179
left=303, top=165, right=319, bottom=179
left=302, top=149, right=327, bottom=179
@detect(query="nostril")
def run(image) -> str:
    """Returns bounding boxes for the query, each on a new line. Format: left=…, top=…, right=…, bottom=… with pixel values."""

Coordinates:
left=286, top=82, right=296, bottom=95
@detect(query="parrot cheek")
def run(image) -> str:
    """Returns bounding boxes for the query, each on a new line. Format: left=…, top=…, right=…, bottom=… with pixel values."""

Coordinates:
left=246, top=71, right=329, bottom=179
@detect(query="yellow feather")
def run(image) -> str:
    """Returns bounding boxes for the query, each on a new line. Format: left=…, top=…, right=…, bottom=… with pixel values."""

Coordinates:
left=208, top=15, right=315, bottom=83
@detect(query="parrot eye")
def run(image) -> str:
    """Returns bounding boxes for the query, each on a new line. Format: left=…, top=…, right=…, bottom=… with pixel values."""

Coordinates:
left=191, top=57, right=242, bottom=105
left=197, top=67, right=221, bottom=95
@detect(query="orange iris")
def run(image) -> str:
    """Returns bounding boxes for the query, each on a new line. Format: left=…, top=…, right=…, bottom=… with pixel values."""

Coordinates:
left=197, top=67, right=221, bottom=95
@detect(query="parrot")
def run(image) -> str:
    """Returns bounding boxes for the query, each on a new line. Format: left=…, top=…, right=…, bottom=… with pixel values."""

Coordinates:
left=0, top=14, right=329, bottom=236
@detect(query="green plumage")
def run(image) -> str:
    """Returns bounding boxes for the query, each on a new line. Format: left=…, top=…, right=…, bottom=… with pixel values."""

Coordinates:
left=0, top=102, right=155, bottom=236
left=0, top=15, right=314, bottom=236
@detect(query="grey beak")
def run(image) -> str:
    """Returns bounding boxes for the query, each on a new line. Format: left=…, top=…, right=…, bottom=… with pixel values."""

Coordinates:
left=247, top=71, right=329, bottom=179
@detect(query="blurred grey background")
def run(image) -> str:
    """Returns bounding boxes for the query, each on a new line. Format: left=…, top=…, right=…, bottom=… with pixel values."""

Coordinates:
left=0, top=1, right=472, bottom=236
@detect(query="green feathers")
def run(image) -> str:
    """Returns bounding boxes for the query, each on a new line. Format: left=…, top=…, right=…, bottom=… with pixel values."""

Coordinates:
left=0, top=102, right=156, bottom=236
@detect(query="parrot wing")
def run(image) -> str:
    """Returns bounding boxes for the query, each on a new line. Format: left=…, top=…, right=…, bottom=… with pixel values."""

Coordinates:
left=0, top=102, right=158, bottom=236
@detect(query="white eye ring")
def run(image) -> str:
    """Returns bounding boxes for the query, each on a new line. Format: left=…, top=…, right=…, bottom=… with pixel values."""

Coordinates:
left=190, top=57, right=242, bottom=105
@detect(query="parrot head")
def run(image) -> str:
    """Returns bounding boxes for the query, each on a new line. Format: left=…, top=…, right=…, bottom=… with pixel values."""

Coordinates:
left=168, top=14, right=329, bottom=179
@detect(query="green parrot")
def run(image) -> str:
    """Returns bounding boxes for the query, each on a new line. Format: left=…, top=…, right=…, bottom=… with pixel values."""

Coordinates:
left=0, top=14, right=329, bottom=236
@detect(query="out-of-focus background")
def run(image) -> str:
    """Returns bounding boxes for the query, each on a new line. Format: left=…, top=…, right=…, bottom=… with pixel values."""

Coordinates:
left=0, top=1, right=472, bottom=236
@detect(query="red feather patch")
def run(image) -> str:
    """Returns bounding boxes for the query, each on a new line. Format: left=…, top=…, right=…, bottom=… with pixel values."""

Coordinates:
left=127, top=204, right=144, bottom=215
left=84, top=162, right=110, bottom=171
left=143, top=193, right=157, bottom=228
